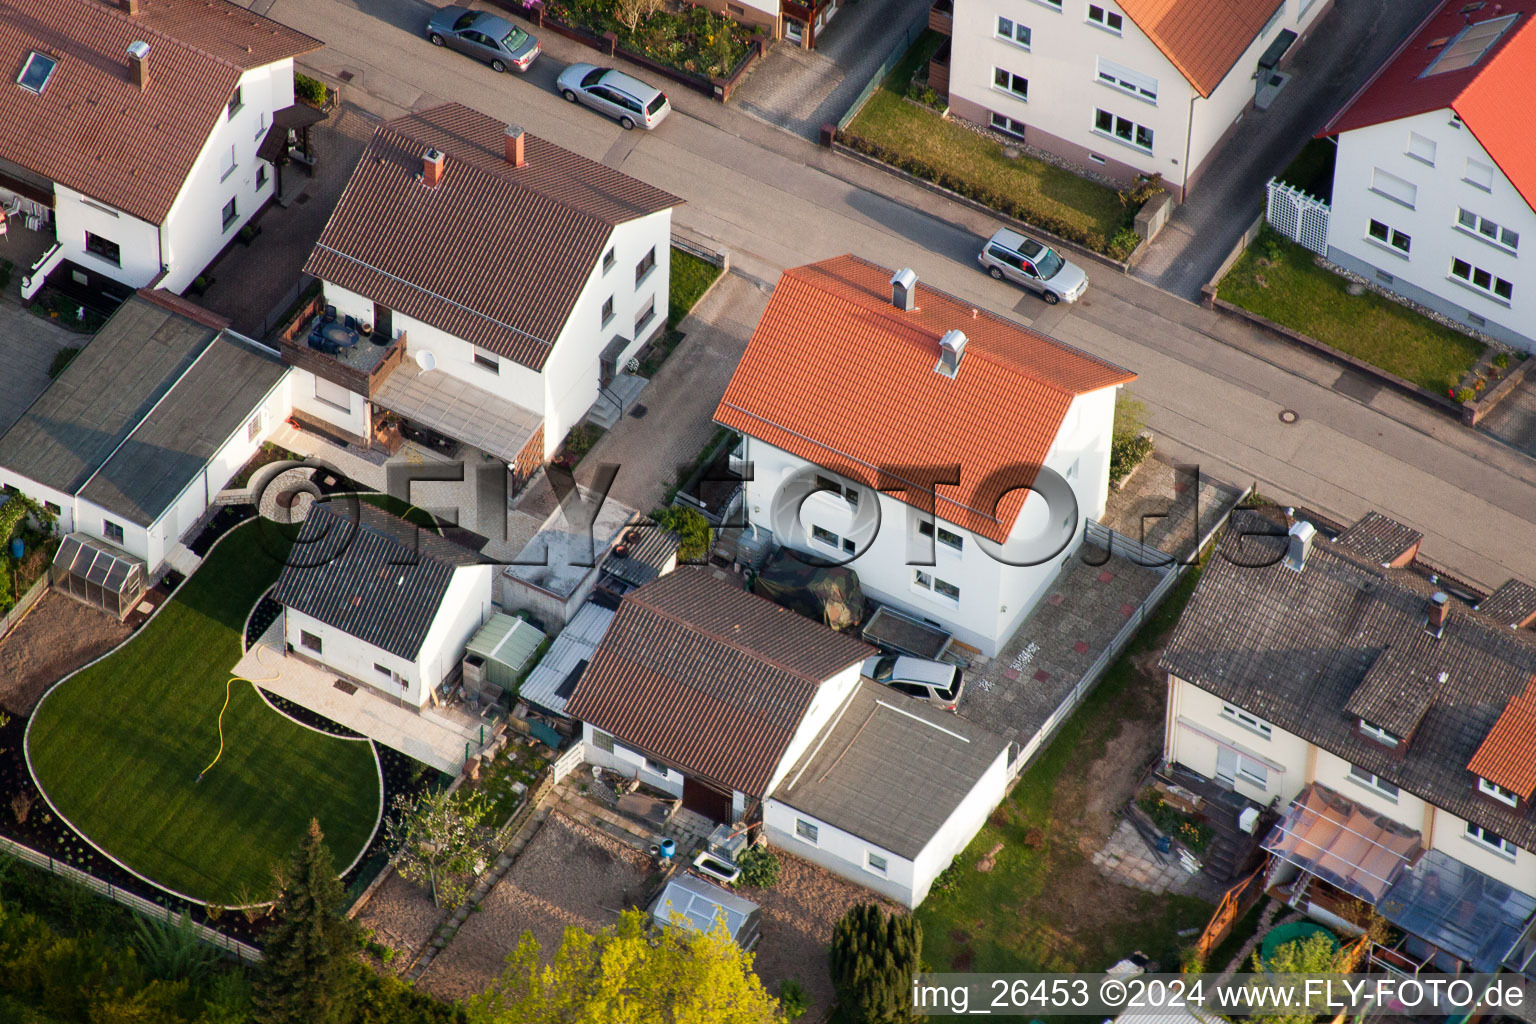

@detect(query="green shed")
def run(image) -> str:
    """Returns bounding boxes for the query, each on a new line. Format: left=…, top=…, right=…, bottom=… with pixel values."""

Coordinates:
left=463, top=614, right=547, bottom=698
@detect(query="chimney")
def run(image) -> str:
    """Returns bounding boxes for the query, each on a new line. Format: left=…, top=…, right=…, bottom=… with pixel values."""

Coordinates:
left=120, top=0, right=140, bottom=13
left=890, top=268, right=917, bottom=312
left=936, top=329, right=967, bottom=377
left=127, top=41, right=150, bottom=90
left=1282, top=520, right=1315, bottom=573
left=504, top=123, right=526, bottom=168
left=1428, top=591, right=1450, bottom=635
left=422, top=148, right=445, bottom=188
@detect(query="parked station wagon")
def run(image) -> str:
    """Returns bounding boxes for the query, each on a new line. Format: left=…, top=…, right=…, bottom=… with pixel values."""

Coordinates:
left=978, top=226, right=1089, bottom=304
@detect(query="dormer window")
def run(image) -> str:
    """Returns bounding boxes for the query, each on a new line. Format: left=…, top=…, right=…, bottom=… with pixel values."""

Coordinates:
left=17, top=52, right=58, bottom=95
left=1359, top=719, right=1401, bottom=748
left=1478, top=777, right=1520, bottom=808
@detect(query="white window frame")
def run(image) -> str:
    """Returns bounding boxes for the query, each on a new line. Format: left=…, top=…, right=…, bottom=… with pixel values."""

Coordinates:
left=1086, top=4, right=1123, bottom=34
left=1479, top=777, right=1520, bottom=807
left=1370, top=168, right=1417, bottom=209
left=993, top=67, right=1029, bottom=102
left=995, top=16, right=1031, bottom=48
left=1347, top=763, right=1400, bottom=801
left=1220, top=703, right=1273, bottom=739
left=813, top=475, right=860, bottom=507
left=1030, top=0, right=1062, bottom=9
left=1449, top=257, right=1514, bottom=304
left=1366, top=218, right=1412, bottom=257
left=1456, top=208, right=1519, bottom=253
left=1217, top=747, right=1269, bottom=789
left=102, top=519, right=125, bottom=545
left=866, top=851, right=889, bottom=875
left=220, top=144, right=237, bottom=183
left=795, top=818, right=819, bottom=845
left=643, top=757, right=670, bottom=778
left=312, top=376, right=353, bottom=412
left=912, top=569, right=961, bottom=604
left=1406, top=131, right=1436, bottom=166
left=1465, top=821, right=1517, bottom=860
left=917, top=519, right=964, bottom=552
left=1358, top=719, right=1401, bottom=747
left=246, top=409, right=266, bottom=443
left=990, top=112, right=1027, bottom=139
left=473, top=349, right=499, bottom=374
left=1464, top=159, right=1495, bottom=191
left=1093, top=108, right=1153, bottom=153
left=1096, top=58, right=1158, bottom=103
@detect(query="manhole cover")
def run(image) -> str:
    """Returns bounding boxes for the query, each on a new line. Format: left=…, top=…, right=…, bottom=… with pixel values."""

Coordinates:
left=1279, top=409, right=1299, bottom=424
left=629, top=403, right=648, bottom=418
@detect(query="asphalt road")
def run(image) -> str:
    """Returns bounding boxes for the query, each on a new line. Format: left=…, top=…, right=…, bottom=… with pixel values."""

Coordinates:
left=244, top=0, right=1536, bottom=590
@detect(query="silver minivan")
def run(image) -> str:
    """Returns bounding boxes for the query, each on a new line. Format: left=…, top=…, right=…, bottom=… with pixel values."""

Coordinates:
left=978, top=226, right=1089, bottom=304
left=862, top=655, right=965, bottom=712
left=556, top=63, right=671, bottom=130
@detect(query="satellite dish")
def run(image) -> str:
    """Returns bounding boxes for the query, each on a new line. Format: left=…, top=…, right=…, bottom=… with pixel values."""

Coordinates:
left=415, top=350, right=437, bottom=372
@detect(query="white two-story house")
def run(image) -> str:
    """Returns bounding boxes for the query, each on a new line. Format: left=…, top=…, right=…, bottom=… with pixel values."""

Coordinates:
left=941, top=0, right=1331, bottom=196
left=1161, top=506, right=1536, bottom=974
left=0, top=0, right=320, bottom=298
left=565, top=567, right=1011, bottom=906
left=1318, top=0, right=1536, bottom=352
left=296, top=102, right=683, bottom=485
left=713, top=255, right=1136, bottom=657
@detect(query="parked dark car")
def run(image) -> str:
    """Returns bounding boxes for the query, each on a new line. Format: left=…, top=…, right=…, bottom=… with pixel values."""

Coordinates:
left=426, top=7, right=540, bottom=73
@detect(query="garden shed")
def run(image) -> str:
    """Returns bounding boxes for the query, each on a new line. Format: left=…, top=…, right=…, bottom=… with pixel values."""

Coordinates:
left=51, top=534, right=145, bottom=620
left=649, top=873, right=762, bottom=949
left=464, top=613, right=547, bottom=701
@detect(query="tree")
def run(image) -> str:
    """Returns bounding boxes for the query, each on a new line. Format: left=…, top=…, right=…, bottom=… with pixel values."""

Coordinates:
left=254, top=819, right=357, bottom=1024
left=1247, top=931, right=1344, bottom=1024
left=830, top=903, right=922, bottom=1024
left=612, top=0, right=663, bottom=33
left=473, top=908, right=781, bottom=1024
left=384, top=788, right=491, bottom=909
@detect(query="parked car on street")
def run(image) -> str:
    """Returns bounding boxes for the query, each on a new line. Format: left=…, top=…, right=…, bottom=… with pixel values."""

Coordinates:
left=427, top=7, right=540, bottom=73
left=861, top=655, right=964, bottom=712
left=556, top=63, right=671, bottom=130
left=978, top=226, right=1088, bottom=304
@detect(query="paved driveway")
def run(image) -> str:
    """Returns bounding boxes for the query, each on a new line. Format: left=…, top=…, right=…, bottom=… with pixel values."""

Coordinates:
left=1481, top=381, right=1536, bottom=460
left=0, top=298, right=81, bottom=436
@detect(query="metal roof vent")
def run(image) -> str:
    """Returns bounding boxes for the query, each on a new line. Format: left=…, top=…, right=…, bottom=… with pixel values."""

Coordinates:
left=1282, top=520, right=1315, bottom=573
left=890, top=267, right=917, bottom=311
left=935, top=329, right=967, bottom=378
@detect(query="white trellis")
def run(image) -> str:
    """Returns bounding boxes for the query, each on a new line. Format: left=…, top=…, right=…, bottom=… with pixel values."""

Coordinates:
left=1266, top=178, right=1331, bottom=255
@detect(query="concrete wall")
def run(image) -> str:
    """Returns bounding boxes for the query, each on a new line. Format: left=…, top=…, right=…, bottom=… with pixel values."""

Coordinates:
left=285, top=605, right=424, bottom=700
left=764, top=798, right=920, bottom=905
left=1329, top=108, right=1536, bottom=352
left=739, top=385, right=1118, bottom=656
left=909, top=741, right=1010, bottom=904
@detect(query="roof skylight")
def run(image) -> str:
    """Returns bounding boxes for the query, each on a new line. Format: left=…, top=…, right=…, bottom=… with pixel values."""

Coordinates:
left=17, top=52, right=58, bottom=95
left=1423, top=13, right=1519, bottom=75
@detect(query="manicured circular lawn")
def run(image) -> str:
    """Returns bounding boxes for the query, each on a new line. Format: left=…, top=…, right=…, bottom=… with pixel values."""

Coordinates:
left=27, top=521, right=382, bottom=905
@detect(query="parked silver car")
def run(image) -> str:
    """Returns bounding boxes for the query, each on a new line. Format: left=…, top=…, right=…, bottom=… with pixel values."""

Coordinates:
left=556, top=63, right=671, bottom=130
left=978, top=226, right=1088, bottom=304
left=862, top=655, right=964, bottom=712
left=426, top=7, right=540, bottom=73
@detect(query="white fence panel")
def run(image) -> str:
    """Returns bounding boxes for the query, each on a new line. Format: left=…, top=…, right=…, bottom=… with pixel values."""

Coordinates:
left=551, top=741, right=586, bottom=784
left=1265, top=178, right=1331, bottom=256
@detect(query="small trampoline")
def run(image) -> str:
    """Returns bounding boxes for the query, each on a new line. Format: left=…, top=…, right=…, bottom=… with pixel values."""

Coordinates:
left=1261, top=921, right=1339, bottom=966
left=51, top=534, right=146, bottom=620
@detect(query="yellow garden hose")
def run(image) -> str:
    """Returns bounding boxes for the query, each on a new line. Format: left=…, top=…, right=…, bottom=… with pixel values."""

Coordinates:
left=196, top=645, right=281, bottom=783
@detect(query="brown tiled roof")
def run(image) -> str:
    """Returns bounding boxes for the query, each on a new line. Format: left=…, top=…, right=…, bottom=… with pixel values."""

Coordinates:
left=1160, top=506, right=1536, bottom=851
left=1343, top=645, right=1440, bottom=740
left=564, top=567, right=872, bottom=797
left=1117, top=0, right=1286, bottom=97
left=713, top=255, right=1135, bottom=543
left=1479, top=580, right=1536, bottom=629
left=304, top=103, right=683, bottom=370
left=0, top=0, right=320, bottom=223
left=1335, top=510, right=1422, bottom=567
left=1468, top=677, right=1536, bottom=798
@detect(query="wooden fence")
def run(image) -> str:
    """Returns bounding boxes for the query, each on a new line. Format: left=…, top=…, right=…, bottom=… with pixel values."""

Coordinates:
left=0, top=574, right=48, bottom=641
left=1195, top=863, right=1267, bottom=961
left=0, top=833, right=263, bottom=962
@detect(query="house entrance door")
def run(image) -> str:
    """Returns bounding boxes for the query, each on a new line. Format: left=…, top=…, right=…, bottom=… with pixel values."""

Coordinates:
left=682, top=777, right=732, bottom=823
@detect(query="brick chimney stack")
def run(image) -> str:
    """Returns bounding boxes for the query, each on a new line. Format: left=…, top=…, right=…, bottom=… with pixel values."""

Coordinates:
left=121, top=0, right=141, bottom=14
left=127, top=40, right=150, bottom=90
left=505, top=124, right=526, bottom=168
left=422, top=148, right=445, bottom=188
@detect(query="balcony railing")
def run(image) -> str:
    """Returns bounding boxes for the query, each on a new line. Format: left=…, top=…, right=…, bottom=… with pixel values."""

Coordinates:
left=929, top=0, right=953, bottom=35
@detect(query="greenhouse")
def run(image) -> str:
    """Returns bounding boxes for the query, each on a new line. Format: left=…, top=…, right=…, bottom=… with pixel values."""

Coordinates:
left=51, top=534, right=146, bottom=620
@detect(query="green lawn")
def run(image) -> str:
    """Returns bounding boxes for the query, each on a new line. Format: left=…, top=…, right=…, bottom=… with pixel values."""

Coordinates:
left=668, top=247, right=722, bottom=327
left=918, top=567, right=1212, bottom=1003
left=27, top=522, right=382, bottom=905
left=1219, top=231, right=1485, bottom=395
left=846, top=33, right=1131, bottom=256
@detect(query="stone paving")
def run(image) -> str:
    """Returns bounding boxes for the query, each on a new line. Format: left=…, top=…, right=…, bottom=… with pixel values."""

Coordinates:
left=1102, top=453, right=1246, bottom=564
left=730, top=0, right=930, bottom=140
left=1092, top=819, right=1217, bottom=899
left=1480, top=379, right=1536, bottom=459
left=957, top=548, right=1163, bottom=757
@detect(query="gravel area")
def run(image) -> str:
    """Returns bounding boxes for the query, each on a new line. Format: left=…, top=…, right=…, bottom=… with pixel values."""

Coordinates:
left=742, top=851, right=904, bottom=1023
left=353, top=871, right=448, bottom=964
left=0, top=591, right=132, bottom=714
left=417, top=812, right=655, bottom=1002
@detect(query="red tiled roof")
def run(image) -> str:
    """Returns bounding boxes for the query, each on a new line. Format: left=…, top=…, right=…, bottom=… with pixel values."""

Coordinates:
left=304, top=103, right=683, bottom=370
left=0, top=0, right=320, bottom=223
left=713, top=255, right=1135, bottom=543
left=1320, top=0, right=1536, bottom=210
left=1117, top=0, right=1288, bottom=98
left=1468, top=675, right=1536, bottom=798
left=564, top=568, right=872, bottom=797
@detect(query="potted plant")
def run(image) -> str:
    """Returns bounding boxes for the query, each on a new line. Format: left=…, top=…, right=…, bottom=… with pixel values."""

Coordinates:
left=189, top=275, right=214, bottom=296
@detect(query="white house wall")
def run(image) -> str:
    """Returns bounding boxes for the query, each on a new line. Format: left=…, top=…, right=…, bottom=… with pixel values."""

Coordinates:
left=909, top=743, right=1010, bottom=905
left=284, top=605, right=425, bottom=702
left=1329, top=109, right=1536, bottom=352
left=290, top=365, right=370, bottom=439
left=414, top=565, right=495, bottom=704
left=51, top=185, right=164, bottom=289
left=581, top=723, right=687, bottom=799
left=764, top=798, right=921, bottom=905
left=0, top=470, right=77, bottom=536
left=763, top=662, right=865, bottom=795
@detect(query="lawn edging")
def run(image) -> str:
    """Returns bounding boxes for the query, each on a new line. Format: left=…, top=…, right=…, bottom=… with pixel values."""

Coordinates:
left=829, top=138, right=1142, bottom=273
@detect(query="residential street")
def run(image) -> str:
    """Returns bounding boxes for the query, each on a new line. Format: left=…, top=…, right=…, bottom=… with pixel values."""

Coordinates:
left=240, top=0, right=1536, bottom=589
